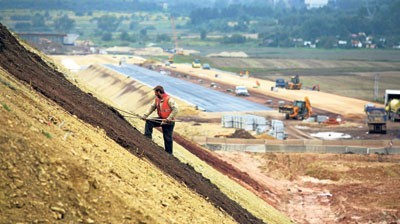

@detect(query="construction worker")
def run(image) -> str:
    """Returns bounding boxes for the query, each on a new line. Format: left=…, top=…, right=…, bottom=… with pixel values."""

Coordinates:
left=142, top=85, right=178, bottom=154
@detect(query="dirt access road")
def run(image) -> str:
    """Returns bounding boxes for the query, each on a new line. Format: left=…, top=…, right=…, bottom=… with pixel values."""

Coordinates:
left=165, top=63, right=376, bottom=118
left=149, top=62, right=399, bottom=140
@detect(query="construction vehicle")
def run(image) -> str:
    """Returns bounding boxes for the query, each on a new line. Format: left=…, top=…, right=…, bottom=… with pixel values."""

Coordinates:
left=192, top=59, right=201, bottom=68
left=364, top=103, right=387, bottom=134
left=279, top=96, right=312, bottom=120
left=167, top=55, right=174, bottom=64
left=384, top=90, right=400, bottom=122
left=285, top=75, right=302, bottom=90
left=275, top=78, right=286, bottom=88
left=387, top=99, right=400, bottom=121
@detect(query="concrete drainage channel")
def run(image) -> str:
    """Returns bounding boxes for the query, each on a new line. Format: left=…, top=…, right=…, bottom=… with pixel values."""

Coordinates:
left=193, top=137, right=400, bottom=155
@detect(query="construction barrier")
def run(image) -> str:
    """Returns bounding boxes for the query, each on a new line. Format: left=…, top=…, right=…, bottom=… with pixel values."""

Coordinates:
left=192, top=137, right=400, bottom=154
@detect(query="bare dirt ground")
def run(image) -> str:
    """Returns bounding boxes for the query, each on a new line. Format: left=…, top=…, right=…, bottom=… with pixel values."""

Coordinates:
left=0, top=70, right=240, bottom=224
left=58, top=57, right=400, bottom=224
left=156, top=64, right=400, bottom=140
left=50, top=54, right=400, bottom=223
left=0, top=24, right=267, bottom=224
left=165, top=62, right=375, bottom=117
left=215, top=152, right=400, bottom=224
left=5, top=23, right=399, bottom=223
left=144, top=61, right=400, bottom=223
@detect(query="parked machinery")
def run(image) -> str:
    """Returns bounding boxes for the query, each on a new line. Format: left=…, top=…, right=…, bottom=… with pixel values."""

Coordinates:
left=364, top=103, right=387, bottom=134
left=275, top=78, right=286, bottom=88
left=279, top=96, right=312, bottom=120
left=285, top=75, right=302, bottom=90
left=384, top=90, right=400, bottom=122
left=386, top=99, right=400, bottom=122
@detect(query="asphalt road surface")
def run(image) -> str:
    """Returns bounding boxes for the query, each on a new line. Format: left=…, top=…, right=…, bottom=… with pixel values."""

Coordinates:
left=105, top=64, right=272, bottom=112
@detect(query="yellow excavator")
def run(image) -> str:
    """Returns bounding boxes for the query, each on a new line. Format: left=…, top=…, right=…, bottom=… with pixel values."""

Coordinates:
left=167, top=54, right=174, bottom=64
left=279, top=97, right=312, bottom=120
left=285, top=75, right=302, bottom=90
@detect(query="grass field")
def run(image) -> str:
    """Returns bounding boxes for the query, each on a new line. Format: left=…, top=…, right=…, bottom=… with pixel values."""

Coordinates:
left=190, top=55, right=400, bottom=103
left=193, top=45, right=400, bottom=61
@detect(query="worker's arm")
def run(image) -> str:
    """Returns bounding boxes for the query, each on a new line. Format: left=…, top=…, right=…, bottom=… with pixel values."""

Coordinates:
left=166, top=98, right=178, bottom=121
left=143, top=101, right=157, bottom=118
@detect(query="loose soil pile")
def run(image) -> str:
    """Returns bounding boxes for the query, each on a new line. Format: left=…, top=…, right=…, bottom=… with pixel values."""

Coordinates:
left=228, top=129, right=256, bottom=139
left=0, top=24, right=263, bottom=224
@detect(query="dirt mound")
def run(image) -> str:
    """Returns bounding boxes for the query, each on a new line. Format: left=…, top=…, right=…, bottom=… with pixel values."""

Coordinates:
left=0, top=24, right=263, bottom=224
left=217, top=152, right=400, bottom=224
left=228, top=129, right=256, bottom=139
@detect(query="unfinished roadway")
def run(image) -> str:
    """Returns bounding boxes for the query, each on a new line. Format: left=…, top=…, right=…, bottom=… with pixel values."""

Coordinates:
left=166, top=63, right=378, bottom=119
left=104, top=64, right=273, bottom=112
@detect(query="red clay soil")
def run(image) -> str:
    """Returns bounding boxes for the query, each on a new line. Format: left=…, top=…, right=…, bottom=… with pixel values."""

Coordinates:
left=173, top=132, right=277, bottom=206
left=0, top=24, right=264, bottom=224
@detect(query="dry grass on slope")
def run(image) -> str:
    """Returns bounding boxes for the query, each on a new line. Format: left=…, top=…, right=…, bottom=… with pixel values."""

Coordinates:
left=0, top=69, right=236, bottom=223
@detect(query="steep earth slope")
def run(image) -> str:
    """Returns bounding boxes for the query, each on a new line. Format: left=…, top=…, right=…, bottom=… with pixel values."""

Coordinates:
left=0, top=23, right=265, bottom=223
left=0, top=68, right=236, bottom=223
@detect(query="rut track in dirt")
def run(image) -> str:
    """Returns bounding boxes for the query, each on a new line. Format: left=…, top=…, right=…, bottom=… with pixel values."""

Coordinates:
left=0, top=24, right=264, bottom=224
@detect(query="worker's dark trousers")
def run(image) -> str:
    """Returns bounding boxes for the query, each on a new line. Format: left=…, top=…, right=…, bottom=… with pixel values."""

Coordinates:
left=144, top=120, right=175, bottom=154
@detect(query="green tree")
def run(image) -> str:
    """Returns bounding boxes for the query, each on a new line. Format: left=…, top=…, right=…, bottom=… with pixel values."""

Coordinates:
left=318, top=36, right=337, bottom=49
left=200, top=29, right=207, bottom=40
left=97, top=15, right=121, bottom=32
left=140, top=28, right=147, bottom=37
left=44, top=11, right=51, bottom=18
left=102, top=32, right=112, bottom=41
left=156, top=34, right=171, bottom=42
left=31, top=13, right=45, bottom=27
left=222, top=34, right=246, bottom=44
left=129, top=21, right=139, bottom=30
left=54, top=15, right=75, bottom=32
left=14, top=22, right=31, bottom=31
left=120, top=31, right=130, bottom=41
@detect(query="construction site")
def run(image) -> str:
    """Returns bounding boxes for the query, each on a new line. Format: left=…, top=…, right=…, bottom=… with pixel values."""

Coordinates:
left=1, top=22, right=400, bottom=224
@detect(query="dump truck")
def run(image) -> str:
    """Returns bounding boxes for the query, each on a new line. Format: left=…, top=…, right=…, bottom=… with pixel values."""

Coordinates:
left=285, top=75, right=302, bottom=90
left=279, top=96, right=312, bottom=120
left=384, top=90, right=400, bottom=122
left=364, top=103, right=387, bottom=134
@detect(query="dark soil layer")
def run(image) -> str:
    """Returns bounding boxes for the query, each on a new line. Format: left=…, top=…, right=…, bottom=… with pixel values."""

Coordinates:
left=0, top=23, right=264, bottom=224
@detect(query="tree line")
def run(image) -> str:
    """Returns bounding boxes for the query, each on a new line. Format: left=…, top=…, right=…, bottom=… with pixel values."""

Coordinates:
left=188, top=0, right=400, bottom=48
left=1, top=0, right=399, bottom=48
left=0, top=0, right=161, bottom=12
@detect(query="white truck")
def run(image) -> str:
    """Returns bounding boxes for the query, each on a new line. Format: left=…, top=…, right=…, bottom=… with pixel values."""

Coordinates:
left=384, top=90, right=400, bottom=122
left=234, top=86, right=250, bottom=96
